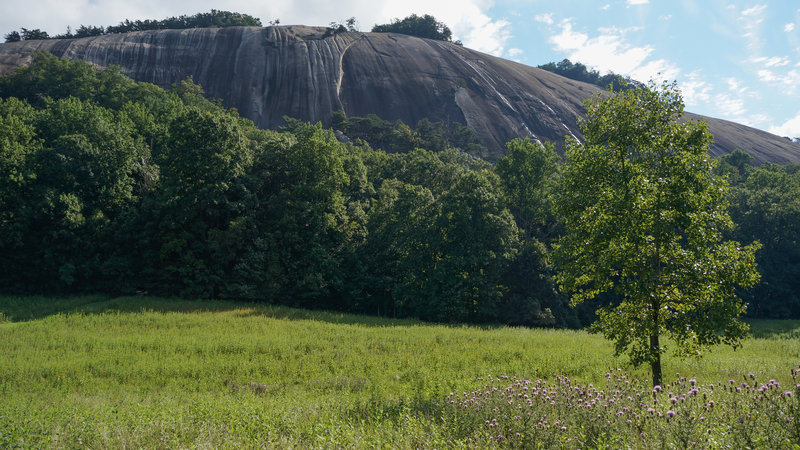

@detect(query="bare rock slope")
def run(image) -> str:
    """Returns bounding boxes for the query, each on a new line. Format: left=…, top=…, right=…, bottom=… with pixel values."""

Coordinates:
left=1, top=25, right=799, bottom=163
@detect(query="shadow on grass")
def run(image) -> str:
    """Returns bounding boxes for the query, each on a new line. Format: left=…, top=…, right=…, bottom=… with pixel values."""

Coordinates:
left=0, top=294, right=430, bottom=328
left=746, top=319, right=800, bottom=339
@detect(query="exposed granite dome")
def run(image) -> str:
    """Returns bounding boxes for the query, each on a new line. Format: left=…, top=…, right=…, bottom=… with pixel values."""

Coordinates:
left=1, top=25, right=799, bottom=163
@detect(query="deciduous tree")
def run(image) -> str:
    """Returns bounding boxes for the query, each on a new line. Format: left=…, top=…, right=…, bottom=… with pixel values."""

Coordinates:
left=554, top=82, right=761, bottom=386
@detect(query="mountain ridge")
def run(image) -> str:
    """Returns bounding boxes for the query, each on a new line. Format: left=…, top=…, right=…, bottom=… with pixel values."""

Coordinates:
left=1, top=25, right=799, bottom=164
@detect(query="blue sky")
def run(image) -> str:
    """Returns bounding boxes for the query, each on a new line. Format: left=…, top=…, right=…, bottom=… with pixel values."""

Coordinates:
left=494, top=0, right=800, bottom=138
left=2, top=0, right=798, bottom=137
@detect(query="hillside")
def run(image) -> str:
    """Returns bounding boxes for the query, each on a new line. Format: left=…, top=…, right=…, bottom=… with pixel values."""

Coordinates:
left=1, top=26, right=799, bottom=163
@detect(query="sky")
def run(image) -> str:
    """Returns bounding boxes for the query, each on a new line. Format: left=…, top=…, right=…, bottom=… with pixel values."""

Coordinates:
left=2, top=0, right=799, bottom=138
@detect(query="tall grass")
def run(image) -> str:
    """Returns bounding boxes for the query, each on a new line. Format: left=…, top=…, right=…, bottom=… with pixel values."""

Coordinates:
left=1, top=295, right=798, bottom=447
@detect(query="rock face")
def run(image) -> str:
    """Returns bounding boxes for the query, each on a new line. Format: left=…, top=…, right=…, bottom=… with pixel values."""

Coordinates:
left=1, top=26, right=799, bottom=163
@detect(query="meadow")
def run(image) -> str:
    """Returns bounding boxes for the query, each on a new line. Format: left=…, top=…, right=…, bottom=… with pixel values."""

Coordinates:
left=1, top=295, right=798, bottom=448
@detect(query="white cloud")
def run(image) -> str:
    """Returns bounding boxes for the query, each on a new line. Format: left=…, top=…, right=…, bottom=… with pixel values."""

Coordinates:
left=681, top=71, right=713, bottom=106
left=753, top=56, right=791, bottom=68
left=738, top=4, right=767, bottom=51
left=0, top=0, right=514, bottom=56
left=626, top=0, right=649, bottom=5
left=548, top=19, right=680, bottom=82
left=600, top=4, right=611, bottom=11
left=506, top=47, right=523, bottom=58
left=769, top=111, right=800, bottom=138
left=786, top=23, right=796, bottom=32
left=677, top=71, right=768, bottom=128
left=659, top=15, right=672, bottom=21
left=534, top=13, right=554, bottom=25
left=757, top=69, right=800, bottom=93
left=740, top=4, right=767, bottom=20
left=726, top=77, right=748, bottom=94
left=713, top=93, right=747, bottom=118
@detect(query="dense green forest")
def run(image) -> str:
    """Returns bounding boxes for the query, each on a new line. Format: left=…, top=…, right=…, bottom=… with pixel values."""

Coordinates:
left=0, top=53, right=797, bottom=324
left=3, top=10, right=262, bottom=42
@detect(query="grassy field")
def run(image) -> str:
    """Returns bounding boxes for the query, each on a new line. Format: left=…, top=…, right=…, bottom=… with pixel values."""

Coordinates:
left=1, top=295, right=798, bottom=447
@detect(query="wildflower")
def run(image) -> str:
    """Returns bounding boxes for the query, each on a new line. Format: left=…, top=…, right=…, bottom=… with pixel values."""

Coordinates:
left=560, top=426, right=567, bottom=431
left=729, top=379, right=735, bottom=384
left=689, top=378, right=697, bottom=386
left=667, top=410, right=676, bottom=418
left=749, top=372, right=755, bottom=379
left=688, top=388, right=699, bottom=396
left=670, top=397, right=678, bottom=404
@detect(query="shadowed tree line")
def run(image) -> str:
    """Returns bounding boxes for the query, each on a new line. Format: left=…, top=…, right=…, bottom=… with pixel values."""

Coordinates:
left=0, top=52, right=574, bottom=327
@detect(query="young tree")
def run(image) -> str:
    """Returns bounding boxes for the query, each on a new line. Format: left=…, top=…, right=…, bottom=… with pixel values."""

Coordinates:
left=553, top=82, right=761, bottom=387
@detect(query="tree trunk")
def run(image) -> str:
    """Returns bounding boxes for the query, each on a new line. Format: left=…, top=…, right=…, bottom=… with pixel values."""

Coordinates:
left=650, top=332, right=662, bottom=387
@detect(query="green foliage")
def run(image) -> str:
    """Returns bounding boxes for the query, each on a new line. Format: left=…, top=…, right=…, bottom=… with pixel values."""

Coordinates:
left=3, top=30, right=20, bottom=42
left=232, top=121, right=353, bottom=306
left=371, top=14, right=454, bottom=42
left=538, top=58, right=643, bottom=91
left=726, top=163, right=800, bottom=318
left=554, top=81, right=761, bottom=386
left=496, top=138, right=560, bottom=239
left=4, top=10, right=262, bottom=42
left=331, top=110, right=486, bottom=156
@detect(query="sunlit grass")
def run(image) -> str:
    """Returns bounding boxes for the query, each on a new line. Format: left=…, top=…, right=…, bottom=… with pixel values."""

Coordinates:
left=0, top=295, right=798, bottom=447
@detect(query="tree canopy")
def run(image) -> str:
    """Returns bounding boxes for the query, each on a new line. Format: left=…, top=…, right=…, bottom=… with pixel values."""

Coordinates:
left=553, top=82, right=761, bottom=386
left=4, top=10, right=262, bottom=42
left=372, top=14, right=454, bottom=42
left=0, top=52, right=572, bottom=327
left=538, top=59, right=642, bottom=91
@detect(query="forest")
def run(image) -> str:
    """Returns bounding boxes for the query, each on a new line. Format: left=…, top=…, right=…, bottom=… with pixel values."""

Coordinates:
left=0, top=52, right=797, bottom=324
